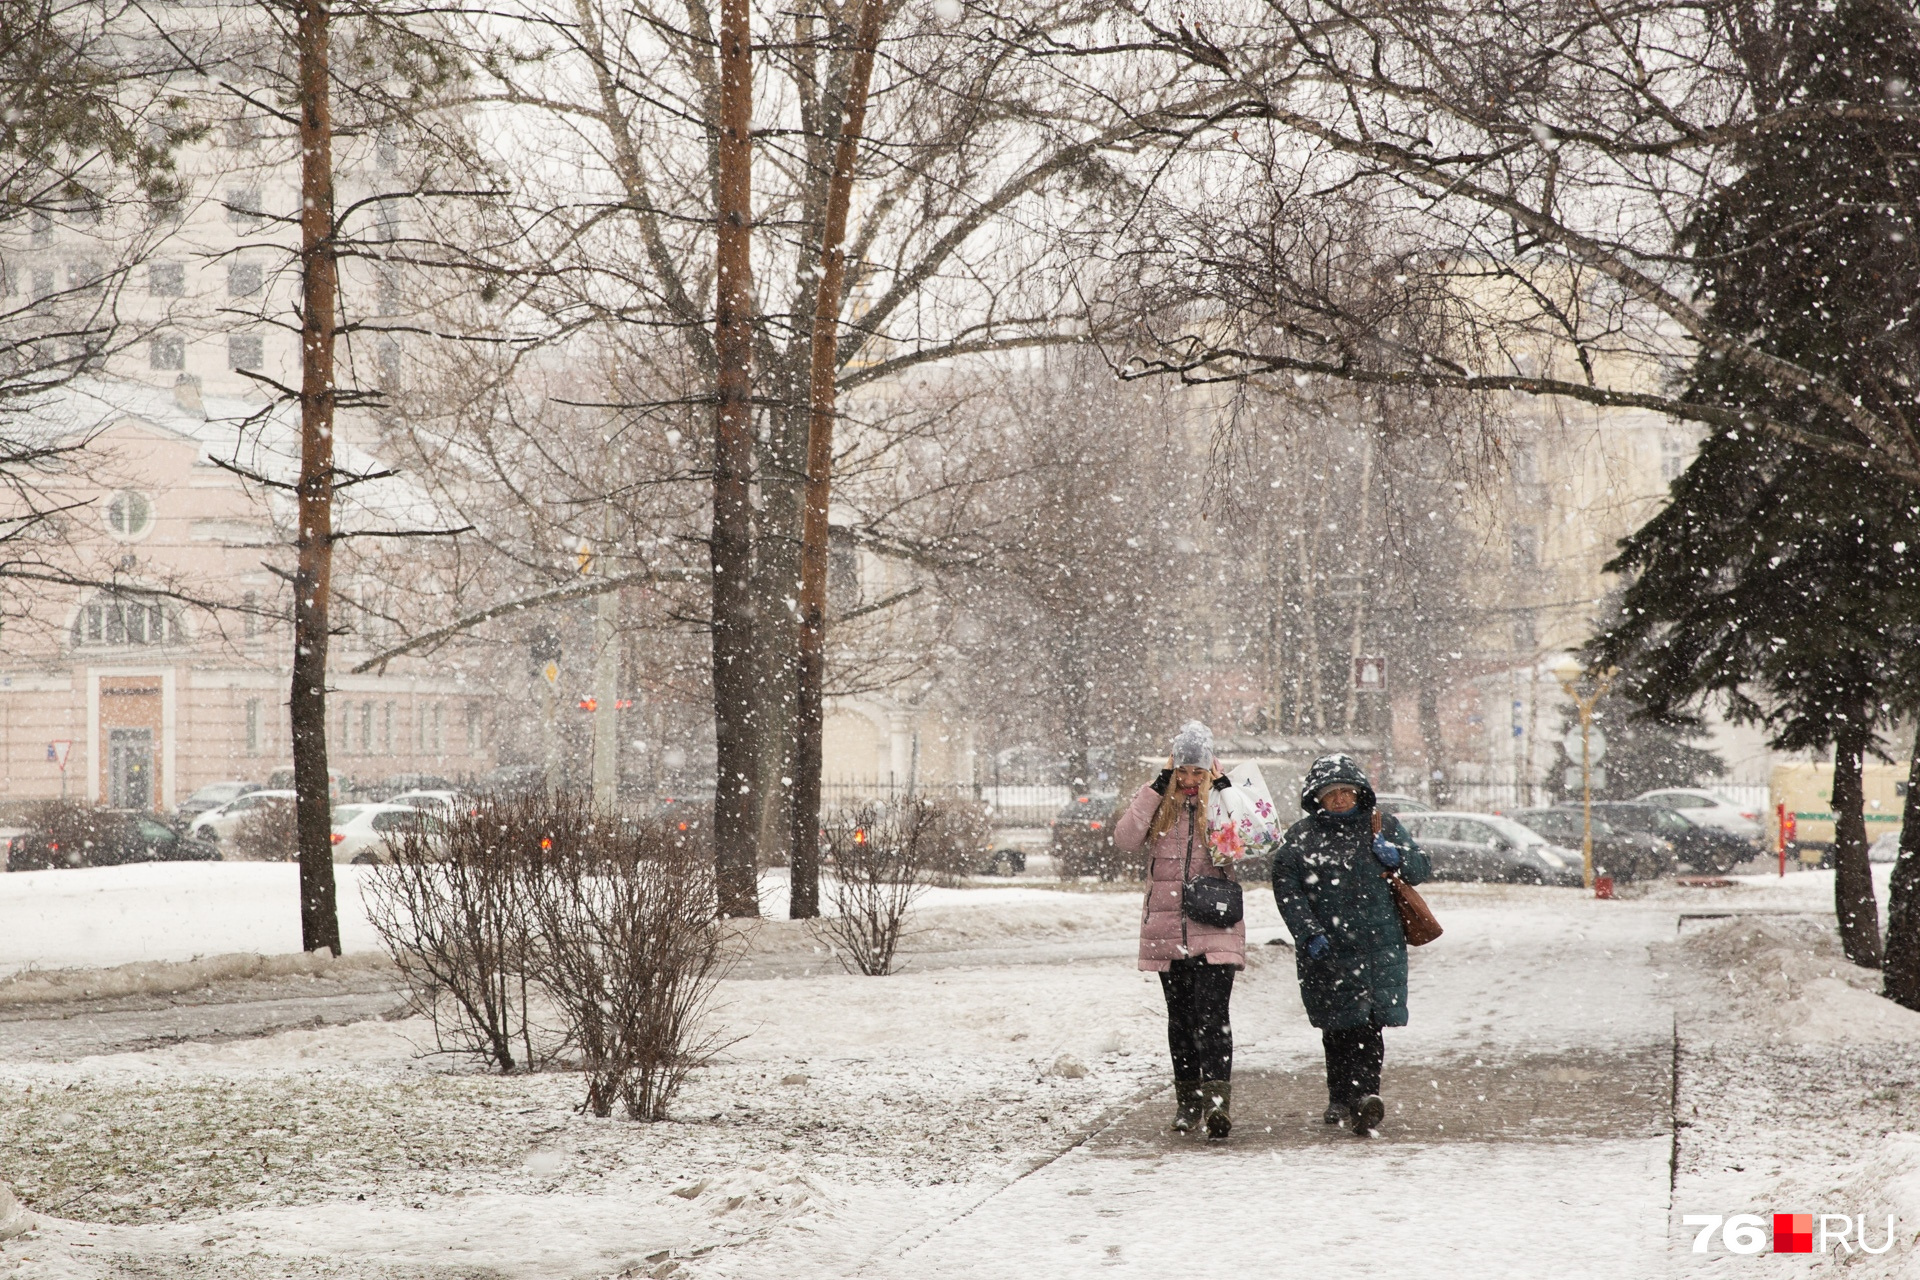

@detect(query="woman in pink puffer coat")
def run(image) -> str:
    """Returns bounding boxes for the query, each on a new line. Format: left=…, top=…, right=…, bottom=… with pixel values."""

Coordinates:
left=1113, top=720, right=1245, bottom=1140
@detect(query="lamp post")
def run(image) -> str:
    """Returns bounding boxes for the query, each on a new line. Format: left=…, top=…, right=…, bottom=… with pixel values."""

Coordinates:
left=1554, top=659, right=1617, bottom=892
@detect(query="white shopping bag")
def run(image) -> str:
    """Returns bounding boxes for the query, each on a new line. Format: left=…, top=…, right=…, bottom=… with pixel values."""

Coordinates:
left=1207, top=762, right=1282, bottom=860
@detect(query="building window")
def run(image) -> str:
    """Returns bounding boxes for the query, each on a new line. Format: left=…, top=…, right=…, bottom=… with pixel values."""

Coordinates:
left=106, top=489, right=154, bottom=539
left=150, top=335, right=184, bottom=371
left=29, top=211, right=51, bottom=247
left=228, top=260, right=263, bottom=297
left=71, top=593, right=182, bottom=648
left=382, top=701, right=395, bottom=754
left=241, top=590, right=259, bottom=638
left=67, top=260, right=104, bottom=294
left=1660, top=436, right=1690, bottom=482
left=225, top=187, right=265, bottom=231
left=414, top=702, right=426, bottom=753
left=29, top=267, right=53, bottom=302
left=229, top=333, right=263, bottom=370
left=828, top=543, right=861, bottom=614
left=149, top=262, right=184, bottom=296
left=430, top=702, right=443, bottom=755
left=1508, top=525, right=1538, bottom=571
left=1511, top=612, right=1537, bottom=651
left=339, top=702, right=353, bottom=755
left=246, top=698, right=261, bottom=755
left=465, top=702, right=481, bottom=754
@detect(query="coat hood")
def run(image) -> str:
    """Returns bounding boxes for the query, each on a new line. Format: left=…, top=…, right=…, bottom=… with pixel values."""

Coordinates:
left=1298, top=753, right=1376, bottom=815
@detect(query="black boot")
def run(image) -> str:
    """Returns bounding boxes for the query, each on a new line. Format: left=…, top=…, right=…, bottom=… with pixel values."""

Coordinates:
left=1323, top=1101, right=1351, bottom=1126
left=1201, top=1081, right=1232, bottom=1141
left=1350, top=1093, right=1384, bottom=1136
left=1171, top=1081, right=1204, bottom=1134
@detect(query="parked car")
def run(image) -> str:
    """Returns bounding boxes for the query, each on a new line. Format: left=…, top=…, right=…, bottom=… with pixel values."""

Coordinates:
left=388, top=789, right=466, bottom=820
left=1374, top=792, right=1434, bottom=816
left=366, top=773, right=458, bottom=802
left=1505, top=808, right=1678, bottom=881
left=265, top=767, right=342, bottom=801
left=331, top=803, right=443, bottom=864
left=1576, top=801, right=1755, bottom=873
left=176, top=780, right=261, bottom=824
left=1869, top=831, right=1905, bottom=863
left=1633, top=788, right=1764, bottom=840
left=6, top=808, right=219, bottom=870
left=1394, top=811, right=1584, bottom=886
left=189, top=789, right=297, bottom=844
left=1050, top=793, right=1130, bottom=880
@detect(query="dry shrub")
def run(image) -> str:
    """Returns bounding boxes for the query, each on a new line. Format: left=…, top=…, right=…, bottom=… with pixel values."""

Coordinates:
left=228, top=796, right=297, bottom=862
left=527, top=808, right=731, bottom=1119
left=361, top=791, right=556, bottom=1073
left=364, top=791, right=732, bottom=1119
left=810, top=801, right=937, bottom=975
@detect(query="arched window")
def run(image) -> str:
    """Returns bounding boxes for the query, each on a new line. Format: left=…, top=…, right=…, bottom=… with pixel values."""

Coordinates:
left=71, top=593, right=184, bottom=649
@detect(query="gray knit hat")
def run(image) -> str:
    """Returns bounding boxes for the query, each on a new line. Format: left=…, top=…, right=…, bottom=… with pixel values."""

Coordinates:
left=1169, top=720, right=1213, bottom=767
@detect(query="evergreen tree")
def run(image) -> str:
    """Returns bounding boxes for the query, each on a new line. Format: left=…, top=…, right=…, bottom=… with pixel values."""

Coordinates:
left=1593, top=0, right=1920, bottom=969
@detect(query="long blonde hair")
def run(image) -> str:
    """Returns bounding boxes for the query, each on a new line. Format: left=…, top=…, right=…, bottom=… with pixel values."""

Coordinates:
left=1146, top=769, right=1216, bottom=844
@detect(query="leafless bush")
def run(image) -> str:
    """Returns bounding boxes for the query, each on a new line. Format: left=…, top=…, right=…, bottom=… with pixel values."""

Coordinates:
left=526, top=809, right=731, bottom=1119
left=228, top=797, right=296, bottom=862
left=811, top=802, right=936, bottom=976
left=361, top=791, right=557, bottom=1073
left=917, top=798, right=993, bottom=887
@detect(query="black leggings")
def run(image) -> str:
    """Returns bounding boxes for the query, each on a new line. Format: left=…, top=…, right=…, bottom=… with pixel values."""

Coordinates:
left=1159, top=957, right=1234, bottom=1082
left=1322, top=1019, right=1386, bottom=1106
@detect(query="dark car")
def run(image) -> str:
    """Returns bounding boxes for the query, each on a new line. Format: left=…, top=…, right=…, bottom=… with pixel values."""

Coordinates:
left=6, top=808, right=221, bottom=871
left=1050, top=793, right=1130, bottom=879
left=1572, top=802, right=1755, bottom=874
left=1507, top=808, right=1678, bottom=881
left=1394, top=811, right=1585, bottom=887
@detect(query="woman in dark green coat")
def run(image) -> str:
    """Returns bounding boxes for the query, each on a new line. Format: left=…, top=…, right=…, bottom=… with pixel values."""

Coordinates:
left=1270, top=753, right=1430, bottom=1136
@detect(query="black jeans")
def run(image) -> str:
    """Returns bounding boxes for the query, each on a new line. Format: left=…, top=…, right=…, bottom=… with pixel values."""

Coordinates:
left=1322, top=1018, right=1386, bottom=1106
left=1159, top=957, right=1234, bottom=1082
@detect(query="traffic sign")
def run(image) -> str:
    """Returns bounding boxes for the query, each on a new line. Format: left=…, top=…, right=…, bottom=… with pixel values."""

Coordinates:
left=1557, top=725, right=1607, bottom=763
left=47, top=740, right=71, bottom=770
left=542, top=661, right=560, bottom=687
left=1351, top=655, right=1389, bottom=693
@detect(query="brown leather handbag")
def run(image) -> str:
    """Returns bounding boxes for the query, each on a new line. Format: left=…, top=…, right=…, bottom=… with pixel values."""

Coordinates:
left=1385, top=873, right=1443, bottom=946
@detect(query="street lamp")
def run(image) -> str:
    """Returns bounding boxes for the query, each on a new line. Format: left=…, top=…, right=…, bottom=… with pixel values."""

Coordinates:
left=1553, top=658, right=1618, bottom=893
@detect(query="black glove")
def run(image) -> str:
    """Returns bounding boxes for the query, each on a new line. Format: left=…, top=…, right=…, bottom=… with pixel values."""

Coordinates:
left=1151, top=768, right=1172, bottom=795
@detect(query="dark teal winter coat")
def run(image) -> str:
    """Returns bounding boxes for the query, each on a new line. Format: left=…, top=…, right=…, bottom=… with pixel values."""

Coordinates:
left=1270, top=754, right=1431, bottom=1031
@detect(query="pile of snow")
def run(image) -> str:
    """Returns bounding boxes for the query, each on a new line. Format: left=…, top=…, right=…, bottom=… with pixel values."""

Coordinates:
left=1681, top=915, right=1920, bottom=1043
left=0, top=949, right=392, bottom=1008
left=0, top=1182, right=34, bottom=1241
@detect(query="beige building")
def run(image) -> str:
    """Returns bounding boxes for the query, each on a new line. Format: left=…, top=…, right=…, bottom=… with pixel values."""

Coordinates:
left=0, top=377, right=492, bottom=810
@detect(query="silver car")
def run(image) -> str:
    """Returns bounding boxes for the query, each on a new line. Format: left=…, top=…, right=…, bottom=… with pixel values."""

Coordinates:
left=1396, top=812, right=1585, bottom=887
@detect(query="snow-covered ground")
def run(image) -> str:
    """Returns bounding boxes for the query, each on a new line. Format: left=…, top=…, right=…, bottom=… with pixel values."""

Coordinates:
left=0, top=862, right=1913, bottom=1278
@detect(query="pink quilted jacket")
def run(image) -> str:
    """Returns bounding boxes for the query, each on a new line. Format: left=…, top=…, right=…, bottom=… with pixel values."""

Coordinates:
left=1113, top=782, right=1247, bottom=972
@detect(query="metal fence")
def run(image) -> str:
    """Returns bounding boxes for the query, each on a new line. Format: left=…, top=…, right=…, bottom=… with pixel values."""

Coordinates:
left=820, top=780, right=1075, bottom=827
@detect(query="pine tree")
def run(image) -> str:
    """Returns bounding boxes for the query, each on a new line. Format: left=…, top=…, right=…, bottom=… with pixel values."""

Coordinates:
left=1593, top=0, right=1920, bottom=969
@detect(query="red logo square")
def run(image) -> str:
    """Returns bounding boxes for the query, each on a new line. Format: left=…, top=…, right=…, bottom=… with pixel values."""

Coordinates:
left=1774, top=1213, right=1813, bottom=1254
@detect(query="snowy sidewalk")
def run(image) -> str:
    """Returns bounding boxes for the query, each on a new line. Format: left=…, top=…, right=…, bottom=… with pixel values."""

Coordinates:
left=828, top=888, right=1680, bottom=1280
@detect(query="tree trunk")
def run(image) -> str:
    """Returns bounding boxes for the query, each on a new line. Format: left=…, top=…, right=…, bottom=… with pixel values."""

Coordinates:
left=291, top=0, right=340, bottom=956
left=711, top=0, right=759, bottom=917
left=1883, top=720, right=1920, bottom=1008
left=790, top=0, right=886, bottom=920
left=1832, top=704, right=1883, bottom=968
